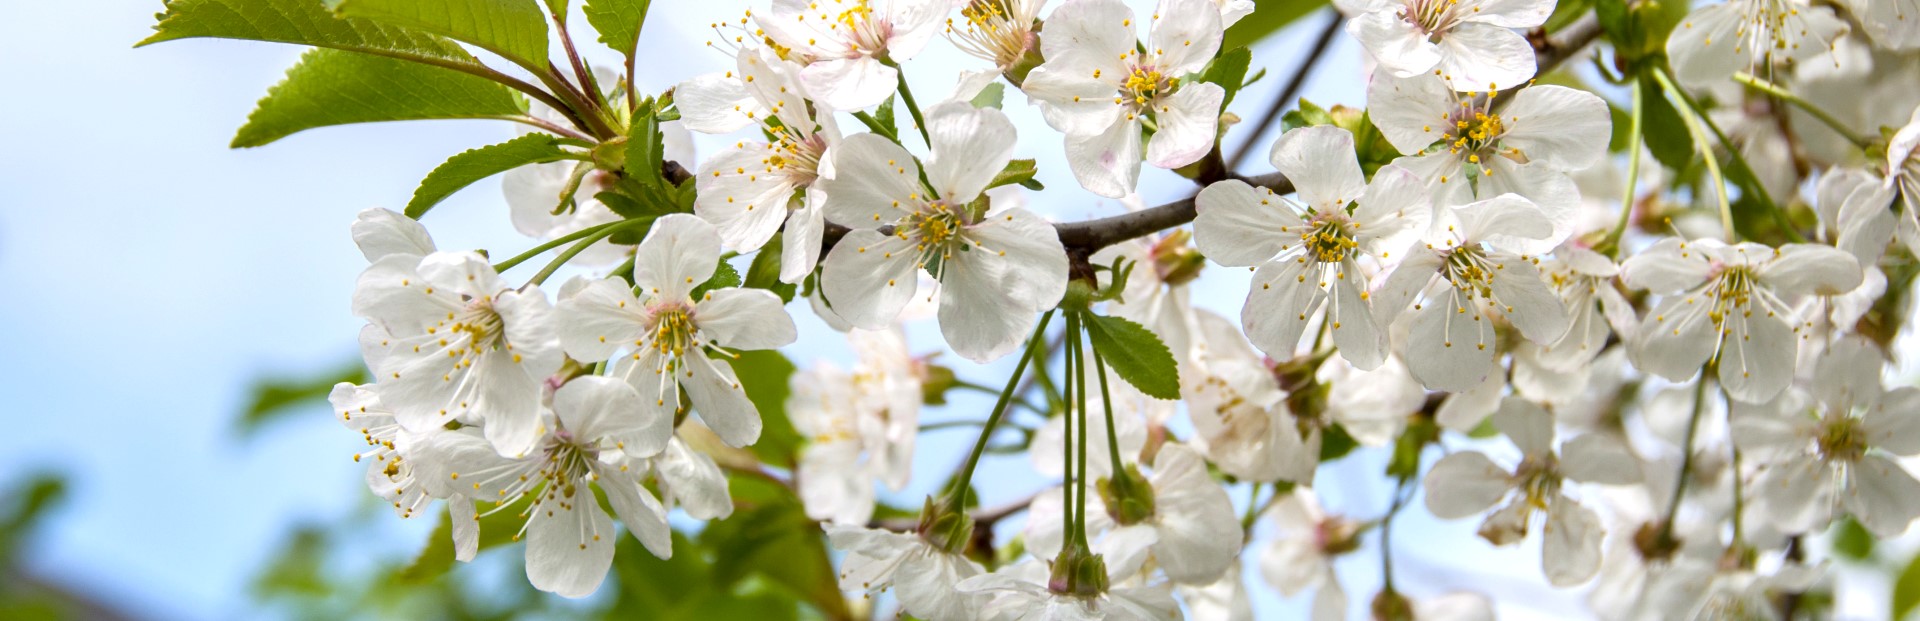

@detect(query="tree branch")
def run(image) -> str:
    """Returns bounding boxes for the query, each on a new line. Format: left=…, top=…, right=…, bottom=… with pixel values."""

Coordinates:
left=1226, top=10, right=1346, bottom=171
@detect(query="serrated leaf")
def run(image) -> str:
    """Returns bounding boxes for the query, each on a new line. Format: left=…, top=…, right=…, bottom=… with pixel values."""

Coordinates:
left=584, top=0, right=652, bottom=58
left=742, top=235, right=798, bottom=303
left=1083, top=313, right=1180, bottom=400
left=138, top=0, right=485, bottom=71
left=1197, top=47, right=1251, bottom=107
left=233, top=47, right=525, bottom=147
left=327, top=0, right=551, bottom=73
left=407, top=134, right=574, bottom=218
left=1222, top=0, right=1330, bottom=50
left=970, top=82, right=1005, bottom=109
left=874, top=95, right=899, bottom=137
left=235, top=359, right=368, bottom=437
left=690, top=257, right=742, bottom=300
left=985, top=159, right=1039, bottom=192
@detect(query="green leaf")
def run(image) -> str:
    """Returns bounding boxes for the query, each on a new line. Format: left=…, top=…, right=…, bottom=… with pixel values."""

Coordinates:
left=1318, top=422, right=1358, bottom=462
left=985, top=159, right=1040, bottom=192
left=541, top=0, right=570, bottom=15
left=1386, top=418, right=1438, bottom=479
left=584, top=0, right=653, bottom=59
left=1831, top=516, right=1875, bottom=561
left=1082, top=313, right=1180, bottom=400
left=235, top=359, right=368, bottom=436
left=874, top=95, right=900, bottom=138
left=233, top=47, right=525, bottom=148
left=1222, top=1, right=1330, bottom=50
left=726, top=350, right=803, bottom=468
left=970, top=82, right=1006, bottom=109
left=699, top=485, right=848, bottom=619
left=742, top=236, right=798, bottom=304
left=399, top=497, right=528, bottom=583
left=1639, top=75, right=1696, bottom=177
left=690, top=256, right=742, bottom=300
left=1282, top=98, right=1335, bottom=133
left=327, top=0, right=551, bottom=73
left=406, top=133, right=574, bottom=218
left=1896, top=551, right=1920, bottom=619
left=1197, top=47, right=1252, bottom=108
left=137, top=0, right=484, bottom=71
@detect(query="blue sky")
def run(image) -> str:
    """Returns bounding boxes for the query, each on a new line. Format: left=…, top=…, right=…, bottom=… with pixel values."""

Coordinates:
left=0, top=2, right=1608, bottom=619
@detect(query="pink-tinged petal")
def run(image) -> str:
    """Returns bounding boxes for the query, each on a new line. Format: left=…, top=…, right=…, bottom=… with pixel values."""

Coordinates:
left=818, top=133, right=921, bottom=226
left=1436, top=23, right=1536, bottom=92
left=1147, top=83, right=1225, bottom=169
left=633, top=214, right=721, bottom=302
left=695, top=287, right=798, bottom=351
left=820, top=231, right=922, bottom=329
left=1542, top=496, right=1604, bottom=586
left=1193, top=180, right=1304, bottom=266
left=924, top=102, right=1017, bottom=203
left=801, top=56, right=897, bottom=111
left=1270, top=126, right=1367, bottom=211
left=1149, top=0, right=1225, bottom=75
left=1350, top=10, right=1442, bottom=77
left=1424, top=451, right=1513, bottom=518
left=525, top=496, right=615, bottom=597
left=1066, top=117, right=1145, bottom=198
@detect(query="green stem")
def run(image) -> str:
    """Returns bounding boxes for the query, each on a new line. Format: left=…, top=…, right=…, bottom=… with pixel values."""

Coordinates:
left=1661, top=67, right=1808, bottom=243
left=920, top=419, right=1035, bottom=434
left=494, top=219, right=640, bottom=272
left=1239, top=482, right=1262, bottom=532
left=1088, top=335, right=1124, bottom=472
left=1652, top=68, right=1735, bottom=242
left=1656, top=378, right=1710, bottom=547
left=886, top=59, right=934, bottom=148
left=1380, top=475, right=1414, bottom=593
left=952, top=381, right=1048, bottom=414
left=850, top=110, right=901, bottom=144
left=1732, top=71, right=1872, bottom=148
left=1604, top=78, right=1646, bottom=257
left=1068, top=312, right=1091, bottom=549
left=527, top=218, right=647, bottom=285
left=947, top=311, right=1056, bottom=512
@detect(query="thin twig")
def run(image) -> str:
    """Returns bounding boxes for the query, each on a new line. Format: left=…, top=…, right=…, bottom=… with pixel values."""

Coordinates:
left=1226, top=10, right=1345, bottom=171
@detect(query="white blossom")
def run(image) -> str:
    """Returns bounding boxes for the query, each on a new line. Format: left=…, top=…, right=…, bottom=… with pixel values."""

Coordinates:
left=1258, top=490, right=1361, bottom=621
left=826, top=524, right=989, bottom=621
left=1666, top=0, right=1848, bottom=89
left=1340, top=0, right=1553, bottom=91
left=330, top=382, right=431, bottom=519
left=790, top=328, right=922, bottom=525
left=958, top=558, right=1180, bottom=621
left=1023, top=444, right=1244, bottom=585
left=754, top=0, right=952, bottom=111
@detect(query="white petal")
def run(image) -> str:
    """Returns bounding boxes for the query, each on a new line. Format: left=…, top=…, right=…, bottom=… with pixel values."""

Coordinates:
left=1759, top=243, right=1864, bottom=297
left=1491, top=396, right=1555, bottom=456
left=1753, top=456, right=1832, bottom=534
left=1843, top=454, right=1920, bottom=537
left=450, top=496, right=479, bottom=562
left=525, top=497, right=615, bottom=597
left=1067, top=117, right=1145, bottom=198
left=1423, top=451, right=1513, bottom=518
left=1242, top=259, right=1325, bottom=362
left=1489, top=254, right=1570, bottom=344
left=1328, top=264, right=1388, bottom=370
left=598, top=469, right=673, bottom=557
left=555, top=278, right=647, bottom=363
left=1436, top=22, right=1537, bottom=91
left=1865, top=388, right=1920, bottom=456
left=1038, top=0, right=1137, bottom=76
left=820, top=231, right=922, bottom=329
left=1716, top=311, right=1797, bottom=404
left=555, top=376, right=671, bottom=458
left=1350, top=11, right=1442, bottom=78
left=924, top=102, right=1017, bottom=203
left=1193, top=180, right=1303, bottom=266
left=1146, top=83, right=1225, bottom=169
left=1542, top=496, right=1604, bottom=586
left=819, top=134, right=920, bottom=226
left=1499, top=86, right=1612, bottom=171
left=967, top=208, right=1071, bottom=311
left=1463, top=0, right=1554, bottom=27
left=634, top=214, right=721, bottom=302
left=1149, top=0, right=1225, bottom=75
left=656, top=438, right=734, bottom=519
left=695, top=287, right=798, bottom=351
left=352, top=208, right=436, bottom=262
left=800, top=56, right=898, bottom=111
left=1148, top=444, right=1243, bottom=584
left=1021, top=67, right=1127, bottom=136
left=1352, top=164, right=1432, bottom=253
left=685, top=355, right=763, bottom=447
left=1366, top=71, right=1454, bottom=155
left=1666, top=3, right=1746, bottom=89
left=694, top=145, right=797, bottom=253
left=674, top=72, right=759, bottom=134
left=1372, top=245, right=1444, bottom=323
left=1270, top=126, right=1367, bottom=212
left=1405, top=289, right=1498, bottom=392
left=1435, top=371, right=1505, bottom=431
left=939, top=251, right=1043, bottom=363
left=781, top=195, right=827, bottom=284
left=1620, top=237, right=1715, bottom=294
left=1628, top=295, right=1717, bottom=383
left=1560, top=433, right=1642, bottom=484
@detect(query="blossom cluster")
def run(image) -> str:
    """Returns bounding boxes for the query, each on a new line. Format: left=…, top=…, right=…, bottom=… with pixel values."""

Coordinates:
left=146, top=0, right=1920, bottom=616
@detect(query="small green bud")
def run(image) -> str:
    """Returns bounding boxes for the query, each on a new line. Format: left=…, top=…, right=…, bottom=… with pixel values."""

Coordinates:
left=1096, top=464, right=1157, bottom=526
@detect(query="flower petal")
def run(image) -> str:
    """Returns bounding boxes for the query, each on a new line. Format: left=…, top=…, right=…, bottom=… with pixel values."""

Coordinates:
left=819, top=133, right=921, bottom=226
left=525, top=496, right=615, bottom=597
left=695, top=287, right=798, bottom=351
left=1424, top=451, right=1513, bottom=519
left=1146, top=83, right=1225, bottom=169
left=820, top=230, right=922, bottom=329
left=1066, top=117, right=1145, bottom=198
left=1270, top=126, right=1367, bottom=212
left=924, top=102, right=1017, bottom=204
left=634, top=214, right=721, bottom=302
left=1193, top=180, right=1304, bottom=266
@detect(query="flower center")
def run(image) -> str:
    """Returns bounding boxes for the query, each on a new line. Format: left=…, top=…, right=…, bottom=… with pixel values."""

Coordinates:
left=1402, top=0, right=1463, bottom=36
left=834, top=1, right=892, bottom=55
left=1704, top=264, right=1758, bottom=327
left=1304, top=214, right=1359, bottom=263
left=1443, top=100, right=1514, bottom=169
left=648, top=302, right=697, bottom=357
left=949, top=0, right=1034, bottom=68
left=451, top=296, right=507, bottom=352
left=770, top=129, right=829, bottom=186
left=1442, top=245, right=1498, bottom=299
left=536, top=431, right=598, bottom=505
left=905, top=201, right=969, bottom=278
left=1816, top=415, right=1868, bottom=463
left=1513, top=455, right=1563, bottom=509
left=1120, top=64, right=1178, bottom=109
left=1317, top=517, right=1364, bottom=555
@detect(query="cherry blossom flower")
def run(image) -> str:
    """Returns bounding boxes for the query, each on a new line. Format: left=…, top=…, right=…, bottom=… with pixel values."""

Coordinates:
left=1339, top=0, right=1553, bottom=91
left=677, top=47, right=841, bottom=282
left=1533, top=246, right=1635, bottom=371
left=351, top=207, right=436, bottom=264
left=1020, top=0, right=1226, bottom=197
left=1830, top=105, right=1920, bottom=264
left=1666, top=0, right=1848, bottom=89
left=1025, top=444, right=1244, bottom=585
left=1620, top=238, right=1862, bottom=403
left=413, top=376, right=675, bottom=598
left=1841, top=0, right=1920, bottom=50
left=826, top=524, right=989, bottom=621
left=755, top=0, right=952, bottom=110
left=1423, top=398, right=1636, bottom=586
left=1374, top=194, right=1570, bottom=391
left=1258, top=490, right=1362, bottom=621
left=353, top=251, right=563, bottom=457
left=1733, top=337, right=1920, bottom=537
left=789, top=328, right=922, bottom=525
left=817, top=103, right=1068, bottom=362
left=330, top=382, right=430, bottom=519
left=1183, top=310, right=1317, bottom=483
left=1368, top=72, right=1611, bottom=249
left=949, top=0, right=1047, bottom=74
left=958, top=558, right=1180, bottom=620
left=553, top=214, right=798, bottom=447
left=1194, top=125, right=1431, bottom=370
left=1179, top=565, right=1252, bottom=621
